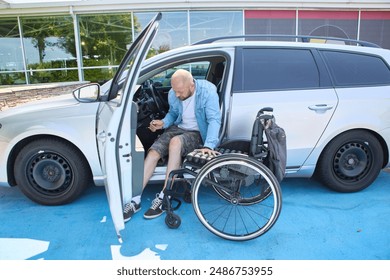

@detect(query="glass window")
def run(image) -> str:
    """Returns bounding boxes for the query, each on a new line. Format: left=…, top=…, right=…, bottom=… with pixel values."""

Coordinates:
left=26, top=69, right=79, bottom=84
left=0, top=17, right=22, bottom=71
left=189, top=11, right=243, bottom=43
left=0, top=72, right=26, bottom=85
left=234, top=48, right=320, bottom=92
left=245, top=10, right=296, bottom=40
left=360, top=11, right=390, bottom=49
left=298, top=11, right=358, bottom=41
left=135, top=11, right=243, bottom=51
left=0, top=17, right=26, bottom=85
left=134, top=11, right=188, bottom=53
left=150, top=62, right=210, bottom=87
left=321, top=51, right=390, bottom=87
left=21, top=15, right=77, bottom=83
left=78, top=13, right=132, bottom=69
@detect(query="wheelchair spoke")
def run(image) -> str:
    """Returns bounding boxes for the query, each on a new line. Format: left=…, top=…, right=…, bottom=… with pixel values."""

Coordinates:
left=192, top=154, right=282, bottom=241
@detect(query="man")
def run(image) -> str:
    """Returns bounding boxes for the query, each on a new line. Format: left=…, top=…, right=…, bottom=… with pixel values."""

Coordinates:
left=123, top=69, right=221, bottom=221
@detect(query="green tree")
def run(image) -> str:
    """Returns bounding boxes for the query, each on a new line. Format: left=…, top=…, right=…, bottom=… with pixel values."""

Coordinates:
left=22, top=16, right=74, bottom=64
left=79, top=14, right=133, bottom=66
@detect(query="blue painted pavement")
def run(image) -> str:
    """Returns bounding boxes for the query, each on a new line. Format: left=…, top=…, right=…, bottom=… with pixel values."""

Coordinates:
left=0, top=170, right=389, bottom=260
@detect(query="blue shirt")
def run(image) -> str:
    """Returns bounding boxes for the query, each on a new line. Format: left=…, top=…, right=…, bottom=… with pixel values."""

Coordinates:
left=162, top=79, right=221, bottom=149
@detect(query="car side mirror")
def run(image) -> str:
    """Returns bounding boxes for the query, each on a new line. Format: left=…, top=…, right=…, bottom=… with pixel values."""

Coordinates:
left=72, top=83, right=100, bottom=102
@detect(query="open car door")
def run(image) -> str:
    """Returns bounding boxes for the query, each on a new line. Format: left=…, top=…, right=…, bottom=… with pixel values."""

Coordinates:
left=102, top=13, right=161, bottom=242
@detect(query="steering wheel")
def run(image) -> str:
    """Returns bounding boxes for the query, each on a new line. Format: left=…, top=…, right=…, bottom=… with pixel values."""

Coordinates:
left=148, top=81, right=168, bottom=114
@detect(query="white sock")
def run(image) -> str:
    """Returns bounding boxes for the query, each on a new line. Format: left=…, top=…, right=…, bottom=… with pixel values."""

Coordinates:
left=132, top=195, right=141, bottom=204
left=158, top=191, right=164, bottom=199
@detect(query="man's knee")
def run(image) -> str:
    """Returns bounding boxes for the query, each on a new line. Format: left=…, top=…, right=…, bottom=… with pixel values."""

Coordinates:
left=169, top=136, right=182, bottom=151
left=147, top=149, right=161, bottom=160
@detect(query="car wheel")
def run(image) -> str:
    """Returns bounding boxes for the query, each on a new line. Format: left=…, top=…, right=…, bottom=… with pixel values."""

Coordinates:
left=316, top=130, right=383, bottom=192
left=14, top=138, right=91, bottom=205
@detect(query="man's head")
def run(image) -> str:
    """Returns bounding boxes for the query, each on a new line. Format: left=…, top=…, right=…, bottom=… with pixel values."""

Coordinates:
left=171, top=69, right=195, bottom=101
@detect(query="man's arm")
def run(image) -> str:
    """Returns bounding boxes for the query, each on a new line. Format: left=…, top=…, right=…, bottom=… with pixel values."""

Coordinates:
left=162, top=89, right=180, bottom=128
left=203, top=89, right=221, bottom=149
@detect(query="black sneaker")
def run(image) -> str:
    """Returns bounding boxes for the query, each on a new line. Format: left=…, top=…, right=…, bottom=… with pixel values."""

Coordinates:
left=123, top=201, right=141, bottom=222
left=144, top=195, right=165, bottom=219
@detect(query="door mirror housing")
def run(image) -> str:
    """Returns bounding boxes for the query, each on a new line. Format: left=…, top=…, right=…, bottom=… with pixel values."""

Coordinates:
left=73, top=83, right=101, bottom=102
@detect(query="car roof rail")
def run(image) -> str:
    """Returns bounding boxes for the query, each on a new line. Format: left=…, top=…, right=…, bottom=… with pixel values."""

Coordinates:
left=193, top=34, right=381, bottom=48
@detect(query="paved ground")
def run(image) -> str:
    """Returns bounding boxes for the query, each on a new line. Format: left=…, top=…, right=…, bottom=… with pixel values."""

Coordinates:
left=0, top=169, right=389, bottom=260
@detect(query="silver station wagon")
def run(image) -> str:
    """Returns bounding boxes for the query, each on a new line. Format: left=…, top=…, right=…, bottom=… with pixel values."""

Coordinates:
left=0, top=13, right=389, bottom=236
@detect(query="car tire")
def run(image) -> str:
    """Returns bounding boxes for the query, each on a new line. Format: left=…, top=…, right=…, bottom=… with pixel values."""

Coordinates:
left=14, top=138, right=91, bottom=205
left=316, top=130, right=383, bottom=192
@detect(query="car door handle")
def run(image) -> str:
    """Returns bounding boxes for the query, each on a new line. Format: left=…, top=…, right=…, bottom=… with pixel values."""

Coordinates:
left=97, top=131, right=106, bottom=142
left=308, top=104, right=333, bottom=114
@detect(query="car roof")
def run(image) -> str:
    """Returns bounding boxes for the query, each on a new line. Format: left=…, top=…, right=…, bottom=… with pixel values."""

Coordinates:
left=144, top=38, right=390, bottom=67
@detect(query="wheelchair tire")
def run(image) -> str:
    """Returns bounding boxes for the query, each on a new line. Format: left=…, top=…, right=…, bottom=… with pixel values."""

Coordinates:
left=191, top=154, right=282, bottom=241
left=165, top=213, right=181, bottom=229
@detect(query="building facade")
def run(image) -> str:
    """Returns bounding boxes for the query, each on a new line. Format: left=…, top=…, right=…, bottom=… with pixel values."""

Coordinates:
left=1, top=0, right=390, bottom=85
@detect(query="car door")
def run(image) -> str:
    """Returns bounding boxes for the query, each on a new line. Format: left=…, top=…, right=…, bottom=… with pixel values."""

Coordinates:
left=98, top=13, right=161, bottom=241
left=229, top=47, right=338, bottom=172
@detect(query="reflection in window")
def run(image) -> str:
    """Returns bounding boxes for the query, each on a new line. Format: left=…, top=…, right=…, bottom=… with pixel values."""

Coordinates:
left=190, top=11, right=243, bottom=43
left=360, top=11, right=390, bottom=49
left=22, top=16, right=76, bottom=68
left=245, top=10, right=296, bottom=40
left=298, top=10, right=358, bottom=40
left=135, top=11, right=188, bottom=53
left=78, top=13, right=132, bottom=71
left=21, top=16, right=76, bottom=83
left=26, top=69, right=79, bottom=84
left=135, top=11, right=243, bottom=54
left=0, top=17, right=26, bottom=84
left=83, top=67, right=119, bottom=85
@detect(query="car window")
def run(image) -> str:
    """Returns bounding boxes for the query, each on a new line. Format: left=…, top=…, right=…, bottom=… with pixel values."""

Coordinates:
left=150, top=62, right=210, bottom=87
left=320, top=50, right=390, bottom=87
left=233, top=48, right=320, bottom=92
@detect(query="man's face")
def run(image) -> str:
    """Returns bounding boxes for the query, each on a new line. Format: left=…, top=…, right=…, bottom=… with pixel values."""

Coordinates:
left=171, top=79, right=194, bottom=101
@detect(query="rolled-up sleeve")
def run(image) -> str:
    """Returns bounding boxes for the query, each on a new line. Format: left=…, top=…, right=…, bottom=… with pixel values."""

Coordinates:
left=195, top=81, right=221, bottom=149
left=202, top=92, right=221, bottom=149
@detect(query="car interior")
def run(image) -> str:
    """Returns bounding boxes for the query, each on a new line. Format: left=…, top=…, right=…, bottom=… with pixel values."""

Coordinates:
left=134, top=55, right=227, bottom=153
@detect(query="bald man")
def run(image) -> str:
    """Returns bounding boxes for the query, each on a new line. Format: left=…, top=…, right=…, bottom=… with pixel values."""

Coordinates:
left=124, top=69, right=221, bottom=221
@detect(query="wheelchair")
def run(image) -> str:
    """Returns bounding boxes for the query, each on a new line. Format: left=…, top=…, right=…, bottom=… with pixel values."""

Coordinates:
left=162, top=107, right=284, bottom=241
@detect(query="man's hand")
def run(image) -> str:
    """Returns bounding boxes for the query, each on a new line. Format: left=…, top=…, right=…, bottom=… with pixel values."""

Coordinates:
left=148, top=120, right=164, bottom=132
left=197, top=147, right=220, bottom=157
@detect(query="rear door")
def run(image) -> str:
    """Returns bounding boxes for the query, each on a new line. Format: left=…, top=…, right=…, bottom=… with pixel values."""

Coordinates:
left=99, top=13, right=161, bottom=241
left=229, top=47, right=338, bottom=171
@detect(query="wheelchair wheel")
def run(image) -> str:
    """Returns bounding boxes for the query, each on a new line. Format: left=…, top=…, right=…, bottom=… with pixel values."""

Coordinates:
left=191, top=154, right=282, bottom=241
left=211, top=174, right=271, bottom=205
left=165, top=213, right=181, bottom=229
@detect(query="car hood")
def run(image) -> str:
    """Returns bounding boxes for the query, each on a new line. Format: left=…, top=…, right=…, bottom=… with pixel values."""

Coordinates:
left=0, top=94, right=94, bottom=119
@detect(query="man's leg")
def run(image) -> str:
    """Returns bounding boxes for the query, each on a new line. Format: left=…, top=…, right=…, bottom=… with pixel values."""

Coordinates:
left=163, top=136, right=183, bottom=190
left=124, top=149, right=160, bottom=222
left=144, top=136, right=183, bottom=219
left=143, top=149, right=161, bottom=190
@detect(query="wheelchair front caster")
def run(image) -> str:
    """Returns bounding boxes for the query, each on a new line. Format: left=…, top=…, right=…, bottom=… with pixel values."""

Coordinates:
left=165, top=213, right=181, bottom=229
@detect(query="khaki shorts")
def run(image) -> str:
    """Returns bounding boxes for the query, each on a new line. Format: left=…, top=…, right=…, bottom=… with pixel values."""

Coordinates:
left=150, top=126, right=202, bottom=158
